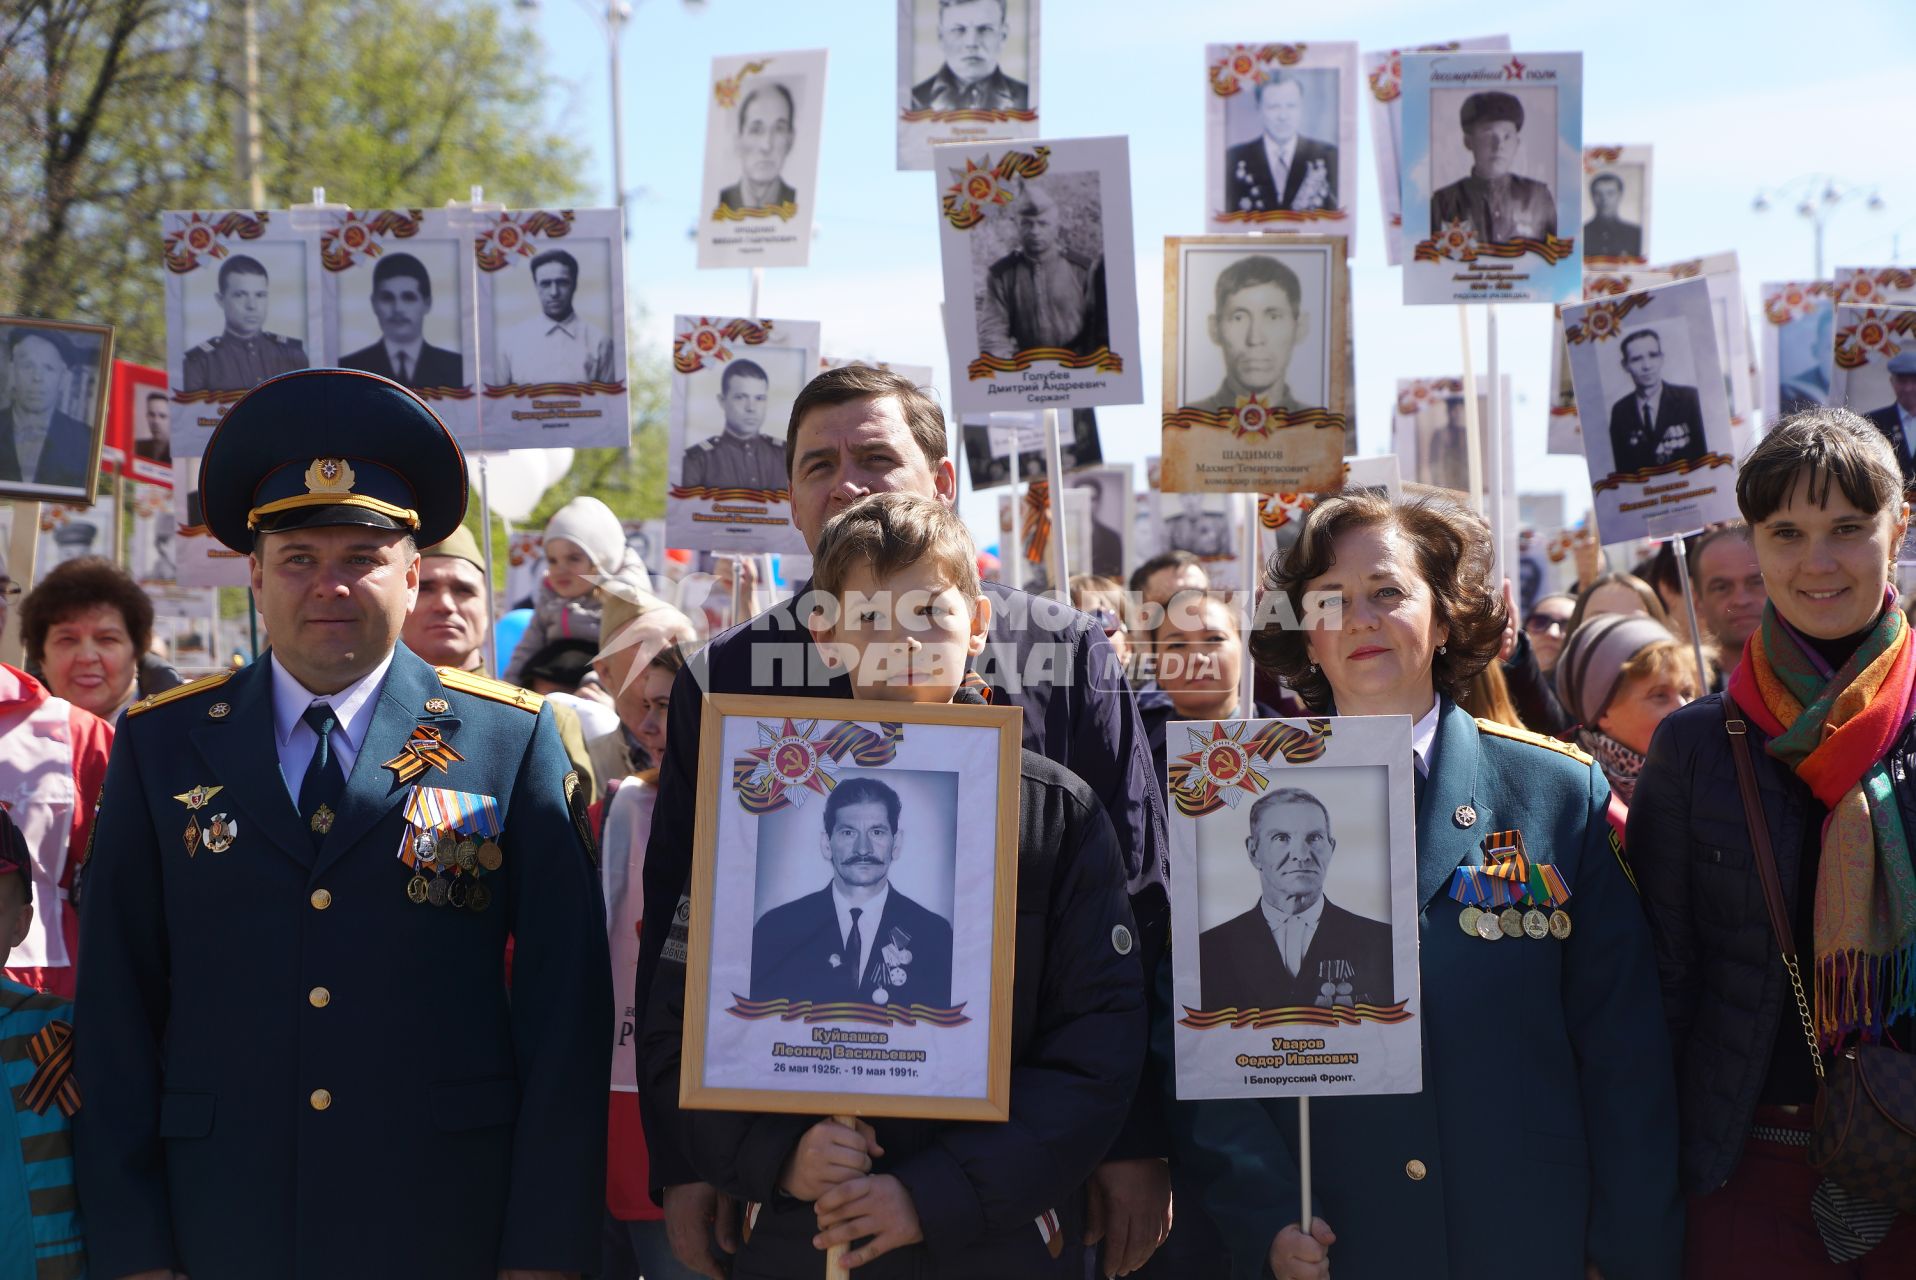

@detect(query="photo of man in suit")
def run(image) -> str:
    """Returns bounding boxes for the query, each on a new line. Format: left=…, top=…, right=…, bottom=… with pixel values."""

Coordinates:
left=977, top=183, right=1108, bottom=359
left=680, top=358, right=787, bottom=493
left=0, top=329, right=95, bottom=491
left=180, top=254, right=309, bottom=394
left=716, top=82, right=798, bottom=215
left=1186, top=254, right=1315, bottom=416
left=1068, top=471, right=1124, bottom=579
left=134, top=389, right=172, bottom=464
left=498, top=249, right=616, bottom=386
left=910, top=0, right=1027, bottom=112
left=749, top=776, right=955, bottom=1009
left=1222, top=72, right=1338, bottom=216
left=1863, top=349, right=1916, bottom=483
left=1430, top=91, right=1555, bottom=245
left=339, top=252, right=464, bottom=388
left=1583, top=171, right=1642, bottom=259
left=1607, top=328, right=1707, bottom=474
left=1198, top=785, right=1393, bottom=1012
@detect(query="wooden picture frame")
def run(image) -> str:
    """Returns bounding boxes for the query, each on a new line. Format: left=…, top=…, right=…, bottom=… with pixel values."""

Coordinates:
left=0, top=315, right=114, bottom=505
left=681, top=693, right=1024, bottom=1122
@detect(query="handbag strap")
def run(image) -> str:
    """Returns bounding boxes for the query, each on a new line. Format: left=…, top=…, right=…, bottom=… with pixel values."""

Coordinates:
left=1721, top=696, right=1826, bottom=1081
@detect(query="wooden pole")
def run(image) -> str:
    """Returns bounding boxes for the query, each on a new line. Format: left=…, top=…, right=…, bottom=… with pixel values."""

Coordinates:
left=1456, top=306, right=1484, bottom=516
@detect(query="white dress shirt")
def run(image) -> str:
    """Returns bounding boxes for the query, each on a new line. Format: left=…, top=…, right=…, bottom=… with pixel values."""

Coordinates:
left=831, top=881, right=889, bottom=980
left=499, top=312, right=613, bottom=385
left=1411, top=699, right=1441, bottom=777
left=271, top=651, right=395, bottom=807
left=1261, top=892, right=1325, bottom=977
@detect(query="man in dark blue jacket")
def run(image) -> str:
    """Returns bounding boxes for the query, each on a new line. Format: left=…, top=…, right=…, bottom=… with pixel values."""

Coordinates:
left=638, top=364, right=1172, bottom=1277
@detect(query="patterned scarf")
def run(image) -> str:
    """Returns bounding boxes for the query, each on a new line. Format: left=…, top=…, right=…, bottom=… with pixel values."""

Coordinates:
left=1728, top=596, right=1916, bottom=1048
left=1577, top=727, right=1645, bottom=804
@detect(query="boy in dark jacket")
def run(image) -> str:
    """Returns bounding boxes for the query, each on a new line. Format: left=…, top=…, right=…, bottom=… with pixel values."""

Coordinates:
left=642, top=492, right=1145, bottom=1278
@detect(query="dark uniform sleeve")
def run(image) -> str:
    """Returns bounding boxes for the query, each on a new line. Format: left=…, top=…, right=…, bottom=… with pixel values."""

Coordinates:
left=888, top=791, right=1144, bottom=1246
left=181, top=345, right=209, bottom=395
left=1500, top=632, right=1573, bottom=738
left=73, top=732, right=181, bottom=1277
left=682, top=443, right=706, bottom=490
left=496, top=703, right=614, bottom=1269
left=1561, top=760, right=1684, bottom=1279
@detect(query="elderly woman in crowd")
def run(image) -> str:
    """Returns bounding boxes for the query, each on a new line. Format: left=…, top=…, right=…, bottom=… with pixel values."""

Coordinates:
left=1167, top=489, right=1681, bottom=1280
left=19, top=556, right=180, bottom=722
left=1630, top=408, right=1916, bottom=1276
left=1556, top=614, right=1698, bottom=837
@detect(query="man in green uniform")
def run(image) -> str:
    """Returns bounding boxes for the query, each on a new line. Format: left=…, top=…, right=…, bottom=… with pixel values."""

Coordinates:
left=1428, top=91, right=1556, bottom=245
left=180, top=255, right=310, bottom=394
left=680, top=359, right=788, bottom=494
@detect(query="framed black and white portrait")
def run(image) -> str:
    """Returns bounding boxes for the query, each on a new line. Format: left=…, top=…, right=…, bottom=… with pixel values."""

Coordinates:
left=1160, top=235, right=1349, bottom=495
left=1581, top=145, right=1652, bottom=268
left=896, top=0, right=1040, bottom=170
left=665, top=316, right=820, bottom=557
left=1168, top=713, right=1421, bottom=1101
left=681, top=695, right=1023, bottom=1121
left=0, top=316, right=112, bottom=504
left=1065, top=462, right=1134, bottom=581
left=698, top=49, right=829, bottom=270
left=1204, top=42, right=1357, bottom=240
left=959, top=408, right=1102, bottom=489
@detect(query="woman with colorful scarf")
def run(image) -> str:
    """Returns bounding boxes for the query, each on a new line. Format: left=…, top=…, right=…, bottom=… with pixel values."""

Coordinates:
left=1630, top=407, right=1916, bottom=1277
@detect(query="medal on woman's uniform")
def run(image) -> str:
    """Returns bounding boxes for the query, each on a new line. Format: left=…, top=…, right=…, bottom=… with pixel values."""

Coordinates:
left=1522, top=908, right=1550, bottom=940
left=1498, top=907, right=1525, bottom=939
left=1475, top=910, right=1503, bottom=941
left=1548, top=909, right=1573, bottom=939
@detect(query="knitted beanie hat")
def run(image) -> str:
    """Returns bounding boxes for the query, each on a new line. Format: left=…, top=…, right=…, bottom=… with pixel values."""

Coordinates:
left=1554, top=612, right=1679, bottom=727
left=542, top=496, right=627, bottom=579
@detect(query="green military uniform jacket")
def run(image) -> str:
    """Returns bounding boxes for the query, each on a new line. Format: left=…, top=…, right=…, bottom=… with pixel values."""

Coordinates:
left=681, top=430, right=788, bottom=493
left=1187, top=378, right=1309, bottom=416
left=181, top=331, right=310, bottom=394
left=1429, top=174, right=1556, bottom=245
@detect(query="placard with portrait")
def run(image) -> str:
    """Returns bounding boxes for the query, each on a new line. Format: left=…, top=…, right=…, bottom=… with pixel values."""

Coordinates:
left=959, top=407, right=1102, bottom=489
left=1830, top=304, right=1916, bottom=469
left=1580, top=145, right=1652, bottom=269
left=1258, top=453, right=1402, bottom=567
left=170, top=454, right=249, bottom=589
left=1650, top=252, right=1755, bottom=448
left=1160, top=234, right=1349, bottom=494
left=1760, top=281, right=1836, bottom=425
left=1169, top=713, right=1422, bottom=1100
left=896, top=0, right=1039, bottom=171
left=698, top=49, right=829, bottom=269
left=111, top=360, right=172, bottom=488
left=1204, top=42, right=1357, bottom=242
left=680, top=695, right=1023, bottom=1121
left=0, top=315, right=113, bottom=505
left=1547, top=270, right=1676, bottom=456
left=1399, top=51, right=1582, bottom=306
left=996, top=480, right=1091, bottom=594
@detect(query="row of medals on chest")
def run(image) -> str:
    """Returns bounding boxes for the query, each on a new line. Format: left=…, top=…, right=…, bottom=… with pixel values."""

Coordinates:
left=1458, top=903, right=1572, bottom=942
left=406, top=828, right=502, bottom=912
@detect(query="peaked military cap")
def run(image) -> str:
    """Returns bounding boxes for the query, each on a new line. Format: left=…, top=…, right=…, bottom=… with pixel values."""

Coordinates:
left=199, top=367, right=467, bottom=553
left=1460, top=90, right=1524, bottom=133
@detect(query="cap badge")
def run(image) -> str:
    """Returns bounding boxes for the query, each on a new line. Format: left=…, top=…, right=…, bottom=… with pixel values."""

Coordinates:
left=305, top=457, right=356, bottom=494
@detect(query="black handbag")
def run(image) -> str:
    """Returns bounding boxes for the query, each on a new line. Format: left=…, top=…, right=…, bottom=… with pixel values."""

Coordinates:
left=1722, top=698, right=1916, bottom=1214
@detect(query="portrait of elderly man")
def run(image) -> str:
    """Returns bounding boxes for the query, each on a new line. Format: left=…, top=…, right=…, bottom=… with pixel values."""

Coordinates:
left=1607, top=328, right=1706, bottom=475
left=977, top=182, right=1110, bottom=359
left=498, top=248, right=616, bottom=386
left=180, top=253, right=309, bottom=394
left=1429, top=91, right=1556, bottom=244
left=1222, top=71, right=1338, bottom=216
left=1863, top=349, right=1916, bottom=482
left=748, top=775, right=955, bottom=1009
left=681, top=357, right=787, bottom=493
left=134, top=388, right=171, bottom=464
left=340, top=252, right=464, bottom=388
left=910, top=0, right=1028, bottom=112
left=1186, top=254, right=1316, bottom=416
left=716, top=82, right=798, bottom=215
left=0, top=330, right=95, bottom=490
left=1583, top=170, right=1642, bottom=259
left=1197, top=785, right=1393, bottom=1011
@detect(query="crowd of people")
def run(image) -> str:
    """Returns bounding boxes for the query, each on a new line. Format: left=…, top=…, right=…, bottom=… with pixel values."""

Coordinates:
left=1, top=361, right=1912, bottom=1280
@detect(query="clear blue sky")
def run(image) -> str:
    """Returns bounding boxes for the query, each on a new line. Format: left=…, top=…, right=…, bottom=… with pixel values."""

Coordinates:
left=510, top=0, right=1916, bottom=549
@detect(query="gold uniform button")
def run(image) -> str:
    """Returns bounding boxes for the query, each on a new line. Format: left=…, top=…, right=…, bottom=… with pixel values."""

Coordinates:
left=308, top=986, right=331, bottom=1008
left=310, top=889, right=332, bottom=910
left=1405, top=1158, right=1428, bottom=1181
left=310, top=1088, right=332, bottom=1111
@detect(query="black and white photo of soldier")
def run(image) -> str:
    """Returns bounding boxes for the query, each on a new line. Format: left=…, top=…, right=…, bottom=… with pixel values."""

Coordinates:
left=134, top=388, right=172, bottom=464
left=749, top=776, right=955, bottom=1008
left=1607, top=328, right=1706, bottom=474
left=1583, top=171, right=1642, bottom=259
left=681, top=358, right=787, bottom=493
left=1222, top=71, right=1338, bottom=216
left=497, top=249, right=616, bottom=386
left=910, top=0, right=1028, bottom=112
left=976, top=180, right=1109, bottom=359
left=1185, top=254, right=1316, bottom=416
left=716, top=81, right=799, bottom=215
left=1198, top=785, right=1393, bottom=1012
left=180, top=254, right=309, bottom=394
left=1160, top=494, right=1230, bottom=559
left=339, top=252, right=464, bottom=388
left=1066, top=470, right=1124, bottom=579
left=1429, top=91, right=1555, bottom=244
left=0, top=329, right=96, bottom=490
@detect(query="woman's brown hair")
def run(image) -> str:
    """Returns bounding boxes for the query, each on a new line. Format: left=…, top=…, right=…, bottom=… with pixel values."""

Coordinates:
left=20, top=556, right=154, bottom=667
left=1737, top=405, right=1904, bottom=526
left=1249, top=490, right=1506, bottom=711
left=1563, top=572, right=1674, bottom=640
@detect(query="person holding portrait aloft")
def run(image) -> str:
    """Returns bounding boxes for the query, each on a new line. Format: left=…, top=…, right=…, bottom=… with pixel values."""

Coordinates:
left=1166, top=489, right=1682, bottom=1280
left=1629, top=407, right=1916, bottom=1276
left=1429, top=91, right=1555, bottom=245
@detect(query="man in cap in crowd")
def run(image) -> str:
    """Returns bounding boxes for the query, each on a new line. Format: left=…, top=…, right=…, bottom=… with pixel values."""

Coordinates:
left=0, top=329, right=96, bottom=490
left=1864, top=349, right=1916, bottom=482
left=977, top=182, right=1109, bottom=360
left=181, top=255, right=309, bottom=394
left=909, top=0, right=1028, bottom=111
left=75, top=368, right=610, bottom=1280
left=1429, top=91, right=1556, bottom=245
left=680, top=359, right=788, bottom=494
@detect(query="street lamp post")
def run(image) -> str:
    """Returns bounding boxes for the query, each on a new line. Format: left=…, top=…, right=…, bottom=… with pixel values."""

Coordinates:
left=1752, top=175, right=1886, bottom=279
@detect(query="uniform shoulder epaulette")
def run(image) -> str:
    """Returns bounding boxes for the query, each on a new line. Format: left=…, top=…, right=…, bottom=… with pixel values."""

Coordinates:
left=436, top=666, right=543, bottom=713
left=128, top=670, right=233, bottom=717
left=1475, top=717, right=1594, bottom=766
